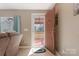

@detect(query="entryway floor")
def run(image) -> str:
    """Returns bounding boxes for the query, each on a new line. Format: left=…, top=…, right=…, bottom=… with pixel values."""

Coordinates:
left=17, top=48, right=54, bottom=56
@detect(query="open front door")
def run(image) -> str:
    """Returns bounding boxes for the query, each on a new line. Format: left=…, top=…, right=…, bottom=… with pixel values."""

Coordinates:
left=31, top=13, right=45, bottom=49
left=45, top=4, right=58, bottom=54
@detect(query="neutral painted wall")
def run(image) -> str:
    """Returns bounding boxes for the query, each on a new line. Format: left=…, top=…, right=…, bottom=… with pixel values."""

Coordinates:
left=57, top=3, right=79, bottom=56
left=0, top=10, right=46, bottom=46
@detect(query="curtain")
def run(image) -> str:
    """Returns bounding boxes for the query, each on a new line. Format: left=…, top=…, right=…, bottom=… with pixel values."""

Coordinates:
left=0, top=16, right=20, bottom=33
left=14, top=16, right=20, bottom=33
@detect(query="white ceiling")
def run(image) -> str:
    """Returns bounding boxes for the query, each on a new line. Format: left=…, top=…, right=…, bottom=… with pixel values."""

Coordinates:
left=0, top=3, right=55, bottom=10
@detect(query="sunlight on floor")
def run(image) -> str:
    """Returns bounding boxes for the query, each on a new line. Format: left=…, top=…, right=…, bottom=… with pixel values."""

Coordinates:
left=28, top=48, right=41, bottom=56
left=18, top=48, right=54, bottom=56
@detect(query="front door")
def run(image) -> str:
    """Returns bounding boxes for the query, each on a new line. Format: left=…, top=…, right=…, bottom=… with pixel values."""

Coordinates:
left=31, top=13, right=45, bottom=48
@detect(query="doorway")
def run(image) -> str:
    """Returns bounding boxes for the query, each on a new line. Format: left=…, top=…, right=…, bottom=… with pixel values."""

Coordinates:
left=31, top=13, right=45, bottom=49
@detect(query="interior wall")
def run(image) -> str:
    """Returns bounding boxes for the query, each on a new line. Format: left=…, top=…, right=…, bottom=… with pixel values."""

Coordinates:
left=58, top=3, right=79, bottom=56
left=0, top=10, right=46, bottom=46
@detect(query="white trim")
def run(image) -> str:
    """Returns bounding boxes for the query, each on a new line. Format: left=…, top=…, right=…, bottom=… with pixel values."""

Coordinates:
left=31, top=13, right=46, bottom=16
left=49, top=3, right=56, bottom=10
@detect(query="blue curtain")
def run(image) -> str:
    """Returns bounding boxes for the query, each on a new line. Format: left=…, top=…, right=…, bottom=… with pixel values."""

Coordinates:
left=0, top=16, right=21, bottom=33
left=0, top=17, right=1, bottom=32
left=14, top=16, right=20, bottom=33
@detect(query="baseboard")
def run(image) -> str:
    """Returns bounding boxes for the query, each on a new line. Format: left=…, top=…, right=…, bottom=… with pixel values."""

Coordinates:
left=19, top=46, right=31, bottom=49
left=55, top=50, right=62, bottom=56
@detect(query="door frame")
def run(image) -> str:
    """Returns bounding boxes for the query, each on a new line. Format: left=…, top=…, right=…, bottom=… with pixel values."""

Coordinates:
left=31, top=13, right=45, bottom=48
